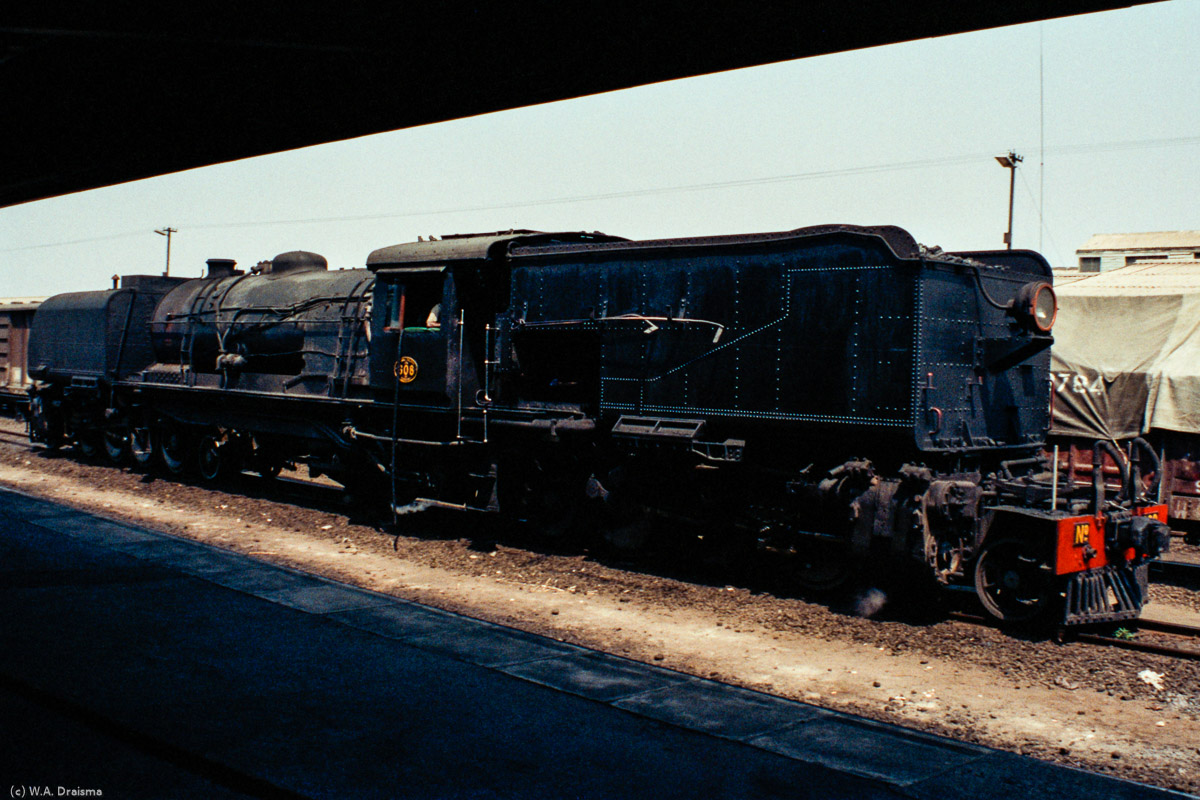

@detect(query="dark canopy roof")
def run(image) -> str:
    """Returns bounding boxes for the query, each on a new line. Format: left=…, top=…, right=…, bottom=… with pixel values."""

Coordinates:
left=1, top=1, right=1154, bottom=208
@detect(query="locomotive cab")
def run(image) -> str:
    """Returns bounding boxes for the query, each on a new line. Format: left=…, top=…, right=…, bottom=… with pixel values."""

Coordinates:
left=365, top=230, right=625, bottom=412
left=371, top=269, right=452, bottom=401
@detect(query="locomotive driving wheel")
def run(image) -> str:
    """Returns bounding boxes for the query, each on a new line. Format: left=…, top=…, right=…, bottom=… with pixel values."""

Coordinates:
left=197, top=429, right=239, bottom=482
left=129, top=425, right=154, bottom=469
left=102, top=427, right=129, bottom=464
left=158, top=423, right=193, bottom=476
left=973, top=538, right=1053, bottom=623
left=76, top=433, right=102, bottom=459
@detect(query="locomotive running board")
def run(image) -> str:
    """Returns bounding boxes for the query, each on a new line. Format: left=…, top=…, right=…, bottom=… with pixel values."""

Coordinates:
left=1062, top=563, right=1148, bottom=625
left=611, top=415, right=745, bottom=463
left=611, top=415, right=706, bottom=440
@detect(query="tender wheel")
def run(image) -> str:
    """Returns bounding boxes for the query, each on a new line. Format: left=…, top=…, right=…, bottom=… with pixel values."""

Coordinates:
left=102, top=427, right=129, bottom=464
left=584, top=468, right=655, bottom=554
left=595, top=490, right=654, bottom=553
left=973, top=538, right=1053, bottom=623
left=499, top=454, right=580, bottom=540
left=601, top=515, right=652, bottom=553
left=158, top=424, right=193, bottom=476
left=526, top=486, right=575, bottom=538
left=596, top=494, right=654, bottom=554
left=129, top=425, right=154, bottom=469
left=792, top=541, right=853, bottom=593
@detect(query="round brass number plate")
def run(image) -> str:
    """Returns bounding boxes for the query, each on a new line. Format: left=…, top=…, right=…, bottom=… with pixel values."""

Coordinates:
left=394, top=356, right=418, bottom=383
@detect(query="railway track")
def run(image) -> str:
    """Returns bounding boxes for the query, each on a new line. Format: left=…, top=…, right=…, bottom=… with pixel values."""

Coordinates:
left=1151, top=557, right=1200, bottom=586
left=0, top=423, right=30, bottom=446
left=3, top=419, right=1199, bottom=656
left=0, top=424, right=351, bottom=509
left=949, top=610, right=1200, bottom=661
left=1072, top=618, right=1200, bottom=661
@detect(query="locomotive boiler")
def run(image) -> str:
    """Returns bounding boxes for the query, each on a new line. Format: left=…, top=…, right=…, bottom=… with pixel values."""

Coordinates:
left=25, top=224, right=1170, bottom=625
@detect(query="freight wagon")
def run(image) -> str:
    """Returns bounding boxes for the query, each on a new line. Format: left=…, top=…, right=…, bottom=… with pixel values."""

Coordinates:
left=0, top=297, right=44, bottom=412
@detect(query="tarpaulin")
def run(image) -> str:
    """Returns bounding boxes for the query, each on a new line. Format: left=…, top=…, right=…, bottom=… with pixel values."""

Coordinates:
left=1050, top=264, right=1200, bottom=438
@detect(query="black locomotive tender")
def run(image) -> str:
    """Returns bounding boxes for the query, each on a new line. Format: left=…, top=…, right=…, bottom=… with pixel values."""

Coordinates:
left=27, top=224, right=1170, bottom=625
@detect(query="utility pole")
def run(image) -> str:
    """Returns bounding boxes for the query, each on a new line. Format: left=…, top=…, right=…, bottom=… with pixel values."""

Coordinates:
left=994, top=152, right=1022, bottom=250
left=155, top=227, right=177, bottom=276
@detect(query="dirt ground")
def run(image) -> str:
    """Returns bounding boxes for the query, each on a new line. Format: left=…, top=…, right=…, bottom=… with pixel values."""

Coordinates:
left=0, top=418, right=1197, bottom=794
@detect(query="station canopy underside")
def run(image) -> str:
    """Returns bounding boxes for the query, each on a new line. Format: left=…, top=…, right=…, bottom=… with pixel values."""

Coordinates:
left=1, top=2, right=1156, bottom=208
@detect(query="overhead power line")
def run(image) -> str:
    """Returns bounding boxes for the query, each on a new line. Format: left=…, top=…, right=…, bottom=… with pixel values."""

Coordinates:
left=4, top=133, right=1199, bottom=252
left=2, top=229, right=153, bottom=252
left=188, top=134, right=1200, bottom=229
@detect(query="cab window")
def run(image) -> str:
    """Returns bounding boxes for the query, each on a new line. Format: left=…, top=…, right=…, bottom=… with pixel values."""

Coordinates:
left=384, top=284, right=405, bottom=331
left=382, top=275, right=443, bottom=333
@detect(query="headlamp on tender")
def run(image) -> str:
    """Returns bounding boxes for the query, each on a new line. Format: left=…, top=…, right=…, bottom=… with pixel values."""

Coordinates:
left=1009, top=281, right=1056, bottom=333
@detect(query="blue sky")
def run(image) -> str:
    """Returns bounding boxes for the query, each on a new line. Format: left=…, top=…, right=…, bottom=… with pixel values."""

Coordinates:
left=2, top=1, right=1197, bottom=297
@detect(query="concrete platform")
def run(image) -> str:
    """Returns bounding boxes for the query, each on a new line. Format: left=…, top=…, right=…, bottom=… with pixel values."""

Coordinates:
left=0, top=486, right=1185, bottom=799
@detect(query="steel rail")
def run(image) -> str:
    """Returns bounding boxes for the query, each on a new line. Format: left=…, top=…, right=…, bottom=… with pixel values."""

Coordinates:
left=1150, top=558, right=1200, bottom=586
left=1135, top=617, right=1200, bottom=638
left=0, top=427, right=32, bottom=445
left=1071, top=628, right=1200, bottom=661
left=948, top=610, right=1200, bottom=661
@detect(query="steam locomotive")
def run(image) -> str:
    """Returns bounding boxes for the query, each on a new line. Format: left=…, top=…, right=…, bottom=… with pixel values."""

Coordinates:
left=25, top=224, right=1170, bottom=625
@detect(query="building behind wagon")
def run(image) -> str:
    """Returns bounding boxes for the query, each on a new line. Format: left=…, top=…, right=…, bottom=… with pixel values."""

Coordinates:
left=1075, top=231, right=1200, bottom=273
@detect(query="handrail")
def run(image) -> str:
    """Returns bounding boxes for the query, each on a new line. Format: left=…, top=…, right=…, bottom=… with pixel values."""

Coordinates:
left=1126, top=437, right=1161, bottom=504
left=1093, top=440, right=1129, bottom=514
